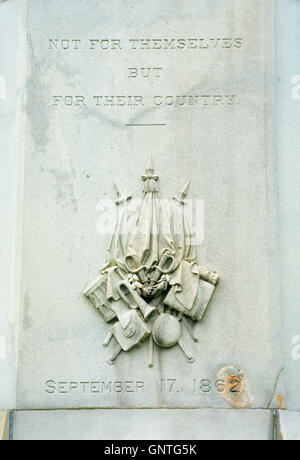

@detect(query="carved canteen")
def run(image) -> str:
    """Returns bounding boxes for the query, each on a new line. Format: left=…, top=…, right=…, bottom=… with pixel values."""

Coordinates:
left=152, top=314, right=181, bottom=348
left=84, top=156, right=220, bottom=367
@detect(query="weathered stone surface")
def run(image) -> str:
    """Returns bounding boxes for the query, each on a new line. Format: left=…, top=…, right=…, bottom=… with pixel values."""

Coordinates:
left=0, top=0, right=26, bottom=412
left=14, top=0, right=281, bottom=411
left=13, top=409, right=273, bottom=441
left=5, top=0, right=300, bottom=444
left=0, top=412, right=10, bottom=441
left=277, top=0, right=300, bottom=412
left=278, top=411, right=300, bottom=441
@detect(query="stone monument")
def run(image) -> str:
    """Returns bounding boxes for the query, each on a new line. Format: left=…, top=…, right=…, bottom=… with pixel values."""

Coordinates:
left=0, top=0, right=300, bottom=441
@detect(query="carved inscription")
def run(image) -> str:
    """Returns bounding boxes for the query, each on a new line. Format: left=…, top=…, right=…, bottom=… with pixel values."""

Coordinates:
left=44, top=376, right=245, bottom=396
left=48, top=38, right=244, bottom=51
left=48, top=36, right=245, bottom=116
left=52, top=95, right=239, bottom=108
left=216, top=366, right=253, bottom=409
left=45, top=380, right=145, bottom=394
left=159, top=378, right=243, bottom=394
left=128, top=68, right=164, bottom=78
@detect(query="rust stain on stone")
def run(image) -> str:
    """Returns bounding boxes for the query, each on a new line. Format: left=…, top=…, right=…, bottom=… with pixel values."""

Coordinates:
left=276, top=393, right=286, bottom=410
left=217, top=365, right=253, bottom=409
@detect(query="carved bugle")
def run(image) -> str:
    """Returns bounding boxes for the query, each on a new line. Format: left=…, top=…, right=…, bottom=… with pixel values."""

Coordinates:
left=117, top=280, right=156, bottom=321
left=125, top=256, right=148, bottom=283
left=150, top=252, right=174, bottom=287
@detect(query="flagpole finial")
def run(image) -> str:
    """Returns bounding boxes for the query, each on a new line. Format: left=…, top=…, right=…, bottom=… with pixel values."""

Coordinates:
left=146, top=154, right=154, bottom=173
left=173, top=180, right=191, bottom=205
left=181, top=180, right=191, bottom=198
left=113, top=181, right=132, bottom=205
left=114, top=181, right=122, bottom=197
left=142, top=155, right=159, bottom=192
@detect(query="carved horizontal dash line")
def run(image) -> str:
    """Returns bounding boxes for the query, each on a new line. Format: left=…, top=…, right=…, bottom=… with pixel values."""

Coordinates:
left=126, top=123, right=166, bottom=127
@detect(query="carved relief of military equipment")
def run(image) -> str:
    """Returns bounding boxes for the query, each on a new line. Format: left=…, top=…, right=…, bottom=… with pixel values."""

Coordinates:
left=84, top=275, right=116, bottom=323
left=84, top=156, right=220, bottom=366
left=117, top=280, right=157, bottom=321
